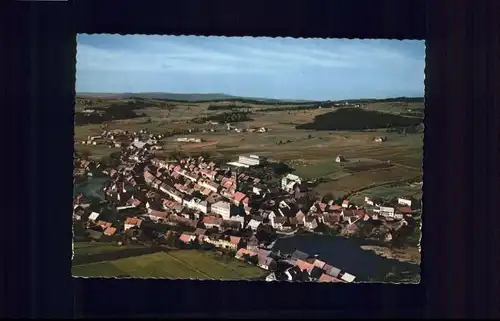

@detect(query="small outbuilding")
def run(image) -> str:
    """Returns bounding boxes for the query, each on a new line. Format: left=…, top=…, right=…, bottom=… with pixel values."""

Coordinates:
left=335, top=155, right=347, bottom=163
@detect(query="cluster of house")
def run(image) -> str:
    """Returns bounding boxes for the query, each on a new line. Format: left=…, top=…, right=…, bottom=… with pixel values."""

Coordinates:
left=77, top=128, right=164, bottom=151
left=74, top=142, right=418, bottom=280
left=75, top=143, right=417, bottom=239
left=275, top=250, right=355, bottom=283
left=224, top=123, right=268, bottom=133
left=176, top=137, right=203, bottom=143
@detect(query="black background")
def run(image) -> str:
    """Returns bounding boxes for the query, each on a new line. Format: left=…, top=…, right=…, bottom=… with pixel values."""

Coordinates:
left=4, top=0, right=500, bottom=318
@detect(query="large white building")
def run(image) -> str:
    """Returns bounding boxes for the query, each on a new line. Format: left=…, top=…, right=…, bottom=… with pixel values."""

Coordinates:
left=398, top=198, right=412, bottom=207
left=379, top=206, right=395, bottom=218
left=211, top=200, right=232, bottom=220
left=238, top=155, right=266, bottom=167
left=184, top=197, right=210, bottom=214
left=281, top=173, right=302, bottom=193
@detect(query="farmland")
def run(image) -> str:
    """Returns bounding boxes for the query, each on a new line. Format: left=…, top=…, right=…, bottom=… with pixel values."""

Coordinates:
left=74, top=96, right=423, bottom=200
left=72, top=250, right=266, bottom=280
left=73, top=241, right=143, bottom=257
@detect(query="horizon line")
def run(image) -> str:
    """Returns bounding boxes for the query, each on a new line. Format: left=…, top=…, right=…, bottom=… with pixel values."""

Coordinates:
left=75, top=91, right=424, bottom=102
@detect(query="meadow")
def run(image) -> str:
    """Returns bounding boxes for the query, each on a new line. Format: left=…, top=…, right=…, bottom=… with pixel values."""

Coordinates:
left=72, top=250, right=266, bottom=280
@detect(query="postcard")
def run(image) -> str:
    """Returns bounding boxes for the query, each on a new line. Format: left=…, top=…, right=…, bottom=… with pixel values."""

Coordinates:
left=73, top=35, right=423, bottom=283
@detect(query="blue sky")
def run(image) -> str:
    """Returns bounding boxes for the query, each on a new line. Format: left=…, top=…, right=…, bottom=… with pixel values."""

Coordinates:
left=76, top=35, right=425, bottom=100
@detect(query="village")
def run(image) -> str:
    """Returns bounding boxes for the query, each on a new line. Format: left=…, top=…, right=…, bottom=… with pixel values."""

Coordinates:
left=73, top=128, right=421, bottom=283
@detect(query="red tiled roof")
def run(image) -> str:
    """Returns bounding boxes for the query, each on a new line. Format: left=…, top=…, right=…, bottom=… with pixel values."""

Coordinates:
left=397, top=206, right=412, bottom=214
left=203, top=216, right=223, bottom=225
left=104, top=227, right=117, bottom=236
left=230, top=236, right=241, bottom=245
left=179, top=233, right=194, bottom=244
left=310, top=259, right=326, bottom=269
left=125, top=217, right=142, bottom=226
left=296, top=259, right=314, bottom=273
left=342, top=200, right=349, bottom=205
left=235, top=248, right=257, bottom=259
left=148, top=210, right=169, bottom=218
left=318, top=273, right=343, bottom=283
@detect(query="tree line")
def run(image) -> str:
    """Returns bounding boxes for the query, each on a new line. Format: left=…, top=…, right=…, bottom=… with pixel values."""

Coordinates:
left=191, top=111, right=252, bottom=124
left=75, top=101, right=146, bottom=125
left=296, top=108, right=423, bottom=131
left=207, top=104, right=250, bottom=111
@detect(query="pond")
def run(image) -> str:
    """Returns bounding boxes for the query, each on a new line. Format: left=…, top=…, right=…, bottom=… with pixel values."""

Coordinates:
left=273, top=234, right=420, bottom=282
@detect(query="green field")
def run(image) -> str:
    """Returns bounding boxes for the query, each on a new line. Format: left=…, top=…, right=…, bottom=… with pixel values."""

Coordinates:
left=72, top=250, right=266, bottom=280
left=349, top=183, right=423, bottom=204
left=290, top=160, right=343, bottom=179
left=73, top=242, right=142, bottom=256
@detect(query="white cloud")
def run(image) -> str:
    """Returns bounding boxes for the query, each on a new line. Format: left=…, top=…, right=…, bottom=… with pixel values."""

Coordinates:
left=77, top=37, right=424, bottom=75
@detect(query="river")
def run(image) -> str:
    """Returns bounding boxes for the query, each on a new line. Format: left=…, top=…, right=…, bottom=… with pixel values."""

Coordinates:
left=273, top=234, right=420, bottom=282
left=73, top=177, right=109, bottom=203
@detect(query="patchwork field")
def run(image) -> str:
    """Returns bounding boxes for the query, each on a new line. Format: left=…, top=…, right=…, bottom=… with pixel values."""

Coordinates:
left=74, top=97, right=423, bottom=199
left=72, top=250, right=266, bottom=280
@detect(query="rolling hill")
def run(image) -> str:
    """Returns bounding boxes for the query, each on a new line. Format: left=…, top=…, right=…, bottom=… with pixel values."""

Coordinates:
left=76, top=92, right=317, bottom=103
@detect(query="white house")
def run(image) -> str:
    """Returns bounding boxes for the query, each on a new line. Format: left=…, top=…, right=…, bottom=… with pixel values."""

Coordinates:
left=342, top=200, right=350, bottom=208
left=394, top=212, right=404, bottom=220
left=398, top=198, right=412, bottom=207
left=364, top=196, right=374, bottom=206
left=267, top=210, right=281, bottom=222
left=270, top=216, right=286, bottom=231
left=304, top=217, right=318, bottom=231
left=199, top=180, right=219, bottom=193
left=281, top=174, right=302, bottom=193
left=184, top=198, right=210, bottom=214
left=252, top=186, right=263, bottom=195
left=211, top=201, right=232, bottom=220
left=266, top=272, right=277, bottom=282
left=247, top=219, right=262, bottom=231
left=88, top=212, right=100, bottom=222
left=379, top=206, right=395, bottom=218
left=238, top=155, right=266, bottom=167
left=336, top=155, right=347, bottom=163
left=340, top=272, right=356, bottom=283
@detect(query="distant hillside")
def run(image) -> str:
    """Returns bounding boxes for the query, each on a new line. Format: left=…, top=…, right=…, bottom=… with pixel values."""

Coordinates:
left=337, top=97, right=424, bottom=104
left=296, top=108, right=423, bottom=131
left=76, top=92, right=317, bottom=104
left=76, top=93, right=424, bottom=109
